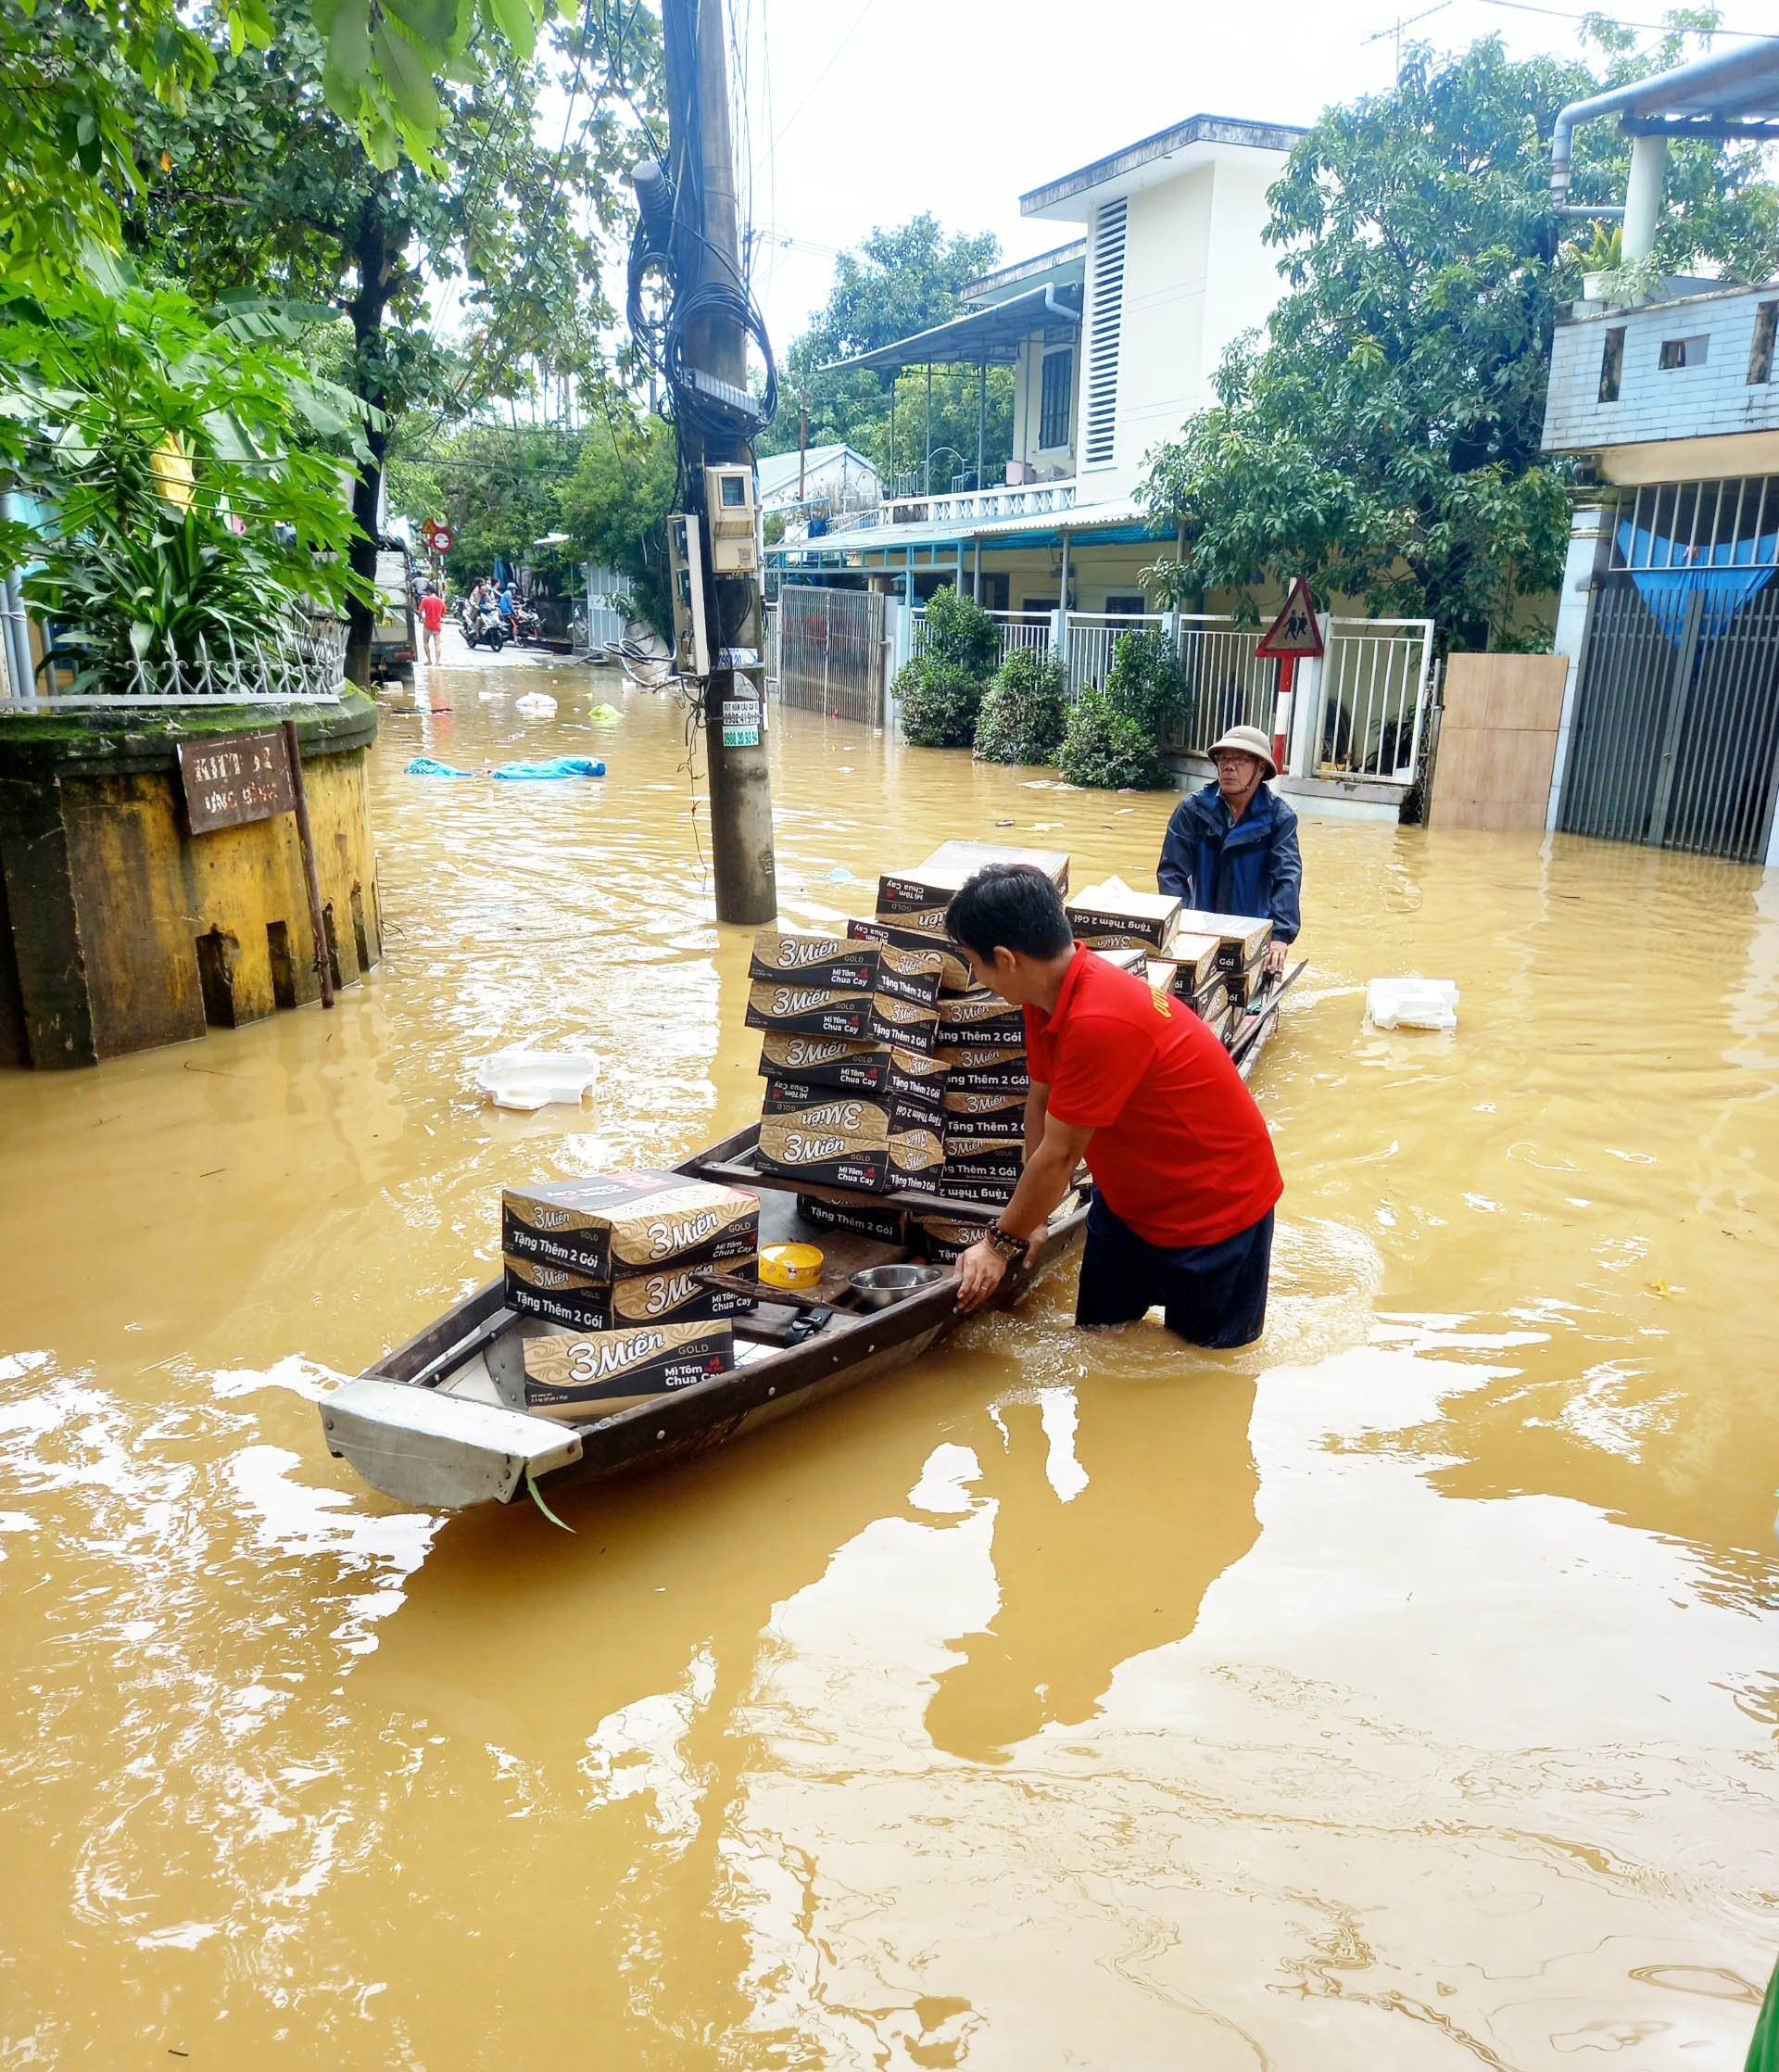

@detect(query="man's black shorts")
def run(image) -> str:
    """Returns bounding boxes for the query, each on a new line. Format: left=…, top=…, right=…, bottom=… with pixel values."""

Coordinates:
left=1075, top=1195, right=1274, bottom=1348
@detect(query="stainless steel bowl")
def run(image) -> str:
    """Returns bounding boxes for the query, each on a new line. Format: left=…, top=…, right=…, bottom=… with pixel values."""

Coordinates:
left=849, top=1263, right=946, bottom=1310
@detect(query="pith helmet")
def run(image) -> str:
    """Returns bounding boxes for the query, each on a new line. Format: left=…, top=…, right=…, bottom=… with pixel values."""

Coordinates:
left=1207, top=724, right=1276, bottom=778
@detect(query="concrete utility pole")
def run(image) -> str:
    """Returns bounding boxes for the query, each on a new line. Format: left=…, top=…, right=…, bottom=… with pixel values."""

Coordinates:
left=662, top=0, right=777, bottom=925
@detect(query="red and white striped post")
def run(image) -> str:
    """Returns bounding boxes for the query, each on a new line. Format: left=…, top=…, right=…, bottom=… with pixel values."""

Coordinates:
left=1271, top=654, right=1295, bottom=775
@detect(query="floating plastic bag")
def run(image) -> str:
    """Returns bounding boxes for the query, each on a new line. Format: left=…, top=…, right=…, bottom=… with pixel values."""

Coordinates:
left=489, top=756, right=605, bottom=781
left=1366, top=978, right=1458, bottom=1031
left=587, top=703, right=624, bottom=723
left=513, top=691, right=557, bottom=716
left=406, top=755, right=473, bottom=777
left=474, top=1049, right=600, bottom=1111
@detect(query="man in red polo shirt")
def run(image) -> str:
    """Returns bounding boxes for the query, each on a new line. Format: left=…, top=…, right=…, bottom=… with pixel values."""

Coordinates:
left=947, top=864, right=1281, bottom=1346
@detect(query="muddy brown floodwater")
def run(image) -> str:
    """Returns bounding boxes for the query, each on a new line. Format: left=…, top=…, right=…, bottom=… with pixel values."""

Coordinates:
left=2, top=651, right=1776, bottom=2069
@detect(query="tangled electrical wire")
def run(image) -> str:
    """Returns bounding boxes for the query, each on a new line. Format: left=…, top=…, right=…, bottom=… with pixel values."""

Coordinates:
left=625, top=1, right=777, bottom=483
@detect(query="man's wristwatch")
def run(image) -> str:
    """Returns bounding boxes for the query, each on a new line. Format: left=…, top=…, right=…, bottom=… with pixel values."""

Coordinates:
left=985, top=1224, right=1028, bottom=1263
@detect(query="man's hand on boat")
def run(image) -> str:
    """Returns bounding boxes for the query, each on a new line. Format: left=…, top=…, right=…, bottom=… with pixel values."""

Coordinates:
left=955, top=1234, right=1017, bottom=1311
left=953, top=1112, right=1091, bottom=1314
left=1262, top=939, right=1290, bottom=982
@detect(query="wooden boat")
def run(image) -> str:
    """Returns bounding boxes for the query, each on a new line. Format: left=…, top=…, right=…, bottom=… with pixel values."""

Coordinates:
left=318, top=965, right=1302, bottom=1511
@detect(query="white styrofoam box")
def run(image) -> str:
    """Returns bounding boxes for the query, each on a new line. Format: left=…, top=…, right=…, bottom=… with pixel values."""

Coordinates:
left=1366, top=979, right=1459, bottom=1032
left=474, top=1050, right=600, bottom=1111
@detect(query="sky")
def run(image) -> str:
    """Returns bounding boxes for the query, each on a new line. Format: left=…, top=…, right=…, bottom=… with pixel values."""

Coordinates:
left=723, top=0, right=1779, bottom=355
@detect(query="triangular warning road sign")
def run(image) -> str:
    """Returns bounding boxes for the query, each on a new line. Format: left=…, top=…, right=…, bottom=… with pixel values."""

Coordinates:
left=1255, top=577, right=1323, bottom=659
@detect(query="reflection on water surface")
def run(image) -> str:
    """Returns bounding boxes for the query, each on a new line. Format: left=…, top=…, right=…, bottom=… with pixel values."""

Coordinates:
left=0, top=661, right=1773, bottom=2068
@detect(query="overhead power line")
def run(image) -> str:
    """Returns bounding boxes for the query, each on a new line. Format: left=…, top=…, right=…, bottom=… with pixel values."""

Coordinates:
left=1477, top=0, right=1777, bottom=34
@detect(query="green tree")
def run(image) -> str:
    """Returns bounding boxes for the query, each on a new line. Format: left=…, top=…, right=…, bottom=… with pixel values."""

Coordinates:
left=762, top=215, right=1014, bottom=494
left=556, top=413, right=677, bottom=635
left=120, top=0, right=658, bottom=678
left=0, top=0, right=563, bottom=270
left=1142, top=32, right=1779, bottom=653
left=386, top=420, right=580, bottom=581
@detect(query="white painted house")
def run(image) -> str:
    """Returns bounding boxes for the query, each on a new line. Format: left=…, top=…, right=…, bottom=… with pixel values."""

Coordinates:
left=767, top=112, right=1305, bottom=613
left=766, top=109, right=1442, bottom=812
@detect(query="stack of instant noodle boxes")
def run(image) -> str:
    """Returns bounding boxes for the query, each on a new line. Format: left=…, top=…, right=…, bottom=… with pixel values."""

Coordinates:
left=744, top=842, right=1272, bottom=1265
left=497, top=844, right=1276, bottom=1428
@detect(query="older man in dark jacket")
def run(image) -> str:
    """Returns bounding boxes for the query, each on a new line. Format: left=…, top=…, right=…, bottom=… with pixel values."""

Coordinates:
left=1156, top=725, right=1302, bottom=979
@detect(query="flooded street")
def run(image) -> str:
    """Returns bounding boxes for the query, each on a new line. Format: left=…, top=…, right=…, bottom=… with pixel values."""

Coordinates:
left=2, top=651, right=1775, bottom=2069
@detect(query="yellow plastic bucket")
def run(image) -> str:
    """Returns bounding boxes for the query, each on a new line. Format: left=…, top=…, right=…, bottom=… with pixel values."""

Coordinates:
left=759, top=1242, right=824, bottom=1290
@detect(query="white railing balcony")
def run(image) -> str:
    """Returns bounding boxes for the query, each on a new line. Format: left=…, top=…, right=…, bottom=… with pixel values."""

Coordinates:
left=784, top=477, right=1079, bottom=542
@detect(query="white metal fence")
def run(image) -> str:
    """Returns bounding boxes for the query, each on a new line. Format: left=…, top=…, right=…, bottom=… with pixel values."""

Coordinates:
left=5, top=616, right=348, bottom=712
left=907, top=602, right=1435, bottom=785
left=1319, top=618, right=1435, bottom=779
left=912, top=605, right=1054, bottom=676
left=1173, top=614, right=1280, bottom=752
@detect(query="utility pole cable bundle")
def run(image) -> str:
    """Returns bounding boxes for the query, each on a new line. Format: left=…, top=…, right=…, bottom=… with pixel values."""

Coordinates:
left=628, top=0, right=778, bottom=925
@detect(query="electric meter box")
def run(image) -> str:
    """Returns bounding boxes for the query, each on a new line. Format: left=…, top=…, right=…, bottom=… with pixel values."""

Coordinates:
left=667, top=512, right=711, bottom=677
left=703, top=465, right=759, bottom=575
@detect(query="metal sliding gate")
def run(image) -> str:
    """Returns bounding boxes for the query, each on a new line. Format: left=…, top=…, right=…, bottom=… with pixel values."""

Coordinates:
left=1560, top=575, right=1779, bottom=862
left=776, top=585, right=887, bottom=725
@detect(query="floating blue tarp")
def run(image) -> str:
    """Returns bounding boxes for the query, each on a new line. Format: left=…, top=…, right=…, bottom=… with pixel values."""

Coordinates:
left=490, top=756, right=605, bottom=780
left=406, top=755, right=606, bottom=780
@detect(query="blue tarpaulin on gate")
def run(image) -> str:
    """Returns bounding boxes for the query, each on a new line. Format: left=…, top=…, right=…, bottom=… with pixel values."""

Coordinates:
left=1618, top=522, right=1778, bottom=640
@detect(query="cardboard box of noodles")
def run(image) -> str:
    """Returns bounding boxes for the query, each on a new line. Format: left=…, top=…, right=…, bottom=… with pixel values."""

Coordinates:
left=749, top=929, right=942, bottom=1008
left=846, top=916, right=974, bottom=995
left=522, top=1320, right=734, bottom=1422
left=939, top=1171, right=1019, bottom=1209
left=916, top=1189, right=1081, bottom=1265
left=941, top=1085, right=1028, bottom=1132
left=1180, top=971, right=1234, bottom=1028
left=941, top=1134, right=1027, bottom=1183
left=876, top=841, right=1070, bottom=938
left=1066, top=878, right=1182, bottom=952
left=756, top=1032, right=947, bottom=1102
left=914, top=1213, right=979, bottom=1266
left=796, top=1194, right=910, bottom=1245
left=1166, top=931, right=1225, bottom=991
left=917, top=840, right=1069, bottom=891
left=761, top=1080, right=939, bottom=1138
left=936, top=1042, right=1029, bottom=1093
left=1167, top=908, right=1271, bottom=971
left=745, top=981, right=939, bottom=1053
left=502, top=1171, right=758, bottom=1281
left=866, top=992, right=940, bottom=1054
left=504, top=1256, right=756, bottom=1333
left=757, top=1111, right=945, bottom=1194
left=748, top=929, right=877, bottom=994
left=937, top=992, right=1027, bottom=1046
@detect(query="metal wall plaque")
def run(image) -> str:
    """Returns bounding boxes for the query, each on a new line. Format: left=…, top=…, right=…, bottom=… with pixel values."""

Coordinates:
left=177, top=728, right=296, bottom=835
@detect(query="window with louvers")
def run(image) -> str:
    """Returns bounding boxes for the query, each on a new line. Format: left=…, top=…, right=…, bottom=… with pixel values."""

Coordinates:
left=1083, top=199, right=1127, bottom=470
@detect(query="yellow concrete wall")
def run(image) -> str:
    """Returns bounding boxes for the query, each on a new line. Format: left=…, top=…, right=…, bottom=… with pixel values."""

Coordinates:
left=57, top=747, right=380, bottom=1059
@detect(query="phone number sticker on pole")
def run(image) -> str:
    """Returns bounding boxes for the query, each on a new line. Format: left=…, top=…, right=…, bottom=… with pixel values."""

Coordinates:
left=721, top=698, right=761, bottom=748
